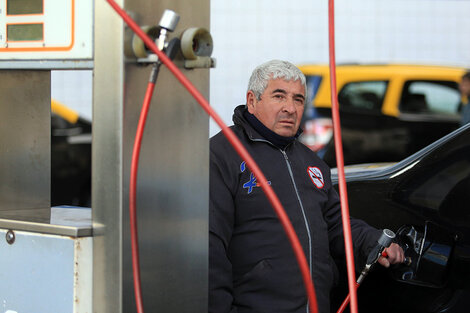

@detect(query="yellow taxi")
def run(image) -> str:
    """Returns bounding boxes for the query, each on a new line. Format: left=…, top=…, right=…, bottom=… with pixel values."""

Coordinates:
left=297, top=64, right=468, bottom=166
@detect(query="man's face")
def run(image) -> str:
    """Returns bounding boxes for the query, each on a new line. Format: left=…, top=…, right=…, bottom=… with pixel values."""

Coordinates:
left=246, top=78, right=305, bottom=137
left=460, top=77, right=470, bottom=97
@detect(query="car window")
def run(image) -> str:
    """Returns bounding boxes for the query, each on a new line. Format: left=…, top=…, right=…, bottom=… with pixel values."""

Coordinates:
left=407, top=160, right=469, bottom=211
left=306, top=75, right=322, bottom=104
left=303, top=75, right=323, bottom=120
left=395, top=133, right=470, bottom=225
left=400, top=80, right=461, bottom=115
left=338, top=81, right=387, bottom=111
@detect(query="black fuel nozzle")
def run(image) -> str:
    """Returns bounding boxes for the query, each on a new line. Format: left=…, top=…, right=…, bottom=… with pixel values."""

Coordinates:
left=148, top=37, right=180, bottom=84
left=357, top=229, right=396, bottom=284
left=165, top=37, right=181, bottom=61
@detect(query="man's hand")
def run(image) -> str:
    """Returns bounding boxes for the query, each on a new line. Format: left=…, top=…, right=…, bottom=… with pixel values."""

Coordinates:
left=377, top=243, right=405, bottom=268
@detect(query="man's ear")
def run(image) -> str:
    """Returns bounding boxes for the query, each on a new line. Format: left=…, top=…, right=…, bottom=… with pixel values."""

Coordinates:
left=246, top=90, right=256, bottom=114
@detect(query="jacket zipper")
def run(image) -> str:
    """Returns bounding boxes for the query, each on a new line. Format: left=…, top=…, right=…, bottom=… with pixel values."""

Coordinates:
left=280, top=149, right=313, bottom=313
left=250, top=137, right=313, bottom=313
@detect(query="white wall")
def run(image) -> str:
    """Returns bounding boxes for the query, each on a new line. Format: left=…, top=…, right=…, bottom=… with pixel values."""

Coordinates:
left=51, top=0, right=470, bottom=131
left=51, top=70, right=93, bottom=121
left=209, top=0, right=470, bottom=136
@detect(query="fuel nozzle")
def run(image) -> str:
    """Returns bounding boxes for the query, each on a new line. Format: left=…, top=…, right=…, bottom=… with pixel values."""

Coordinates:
left=357, top=229, right=395, bottom=284
left=125, top=9, right=180, bottom=61
left=367, top=229, right=395, bottom=265
left=147, top=9, right=180, bottom=81
left=156, top=9, right=180, bottom=51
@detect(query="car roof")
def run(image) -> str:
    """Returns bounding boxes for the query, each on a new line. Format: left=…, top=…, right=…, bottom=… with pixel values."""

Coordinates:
left=297, top=64, right=468, bottom=115
left=298, top=63, right=467, bottom=77
left=51, top=99, right=80, bottom=124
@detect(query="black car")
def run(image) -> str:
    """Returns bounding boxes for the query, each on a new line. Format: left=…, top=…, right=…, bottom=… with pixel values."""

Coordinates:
left=51, top=101, right=92, bottom=207
left=330, top=123, right=470, bottom=313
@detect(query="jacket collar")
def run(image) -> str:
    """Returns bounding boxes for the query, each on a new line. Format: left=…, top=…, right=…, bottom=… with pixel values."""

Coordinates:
left=232, top=105, right=302, bottom=149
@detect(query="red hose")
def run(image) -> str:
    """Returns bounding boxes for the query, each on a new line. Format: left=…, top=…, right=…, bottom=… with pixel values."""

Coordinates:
left=106, top=1, right=319, bottom=313
left=328, top=1, right=359, bottom=313
left=337, top=283, right=360, bottom=313
left=129, top=81, right=156, bottom=313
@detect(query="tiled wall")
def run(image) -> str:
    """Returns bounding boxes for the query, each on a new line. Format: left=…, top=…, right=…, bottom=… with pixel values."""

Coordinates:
left=51, top=70, right=93, bottom=121
left=50, top=0, right=470, bottom=133
left=209, top=0, right=470, bottom=136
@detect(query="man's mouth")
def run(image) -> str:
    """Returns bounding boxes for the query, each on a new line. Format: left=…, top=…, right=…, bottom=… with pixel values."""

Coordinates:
left=279, top=119, right=295, bottom=126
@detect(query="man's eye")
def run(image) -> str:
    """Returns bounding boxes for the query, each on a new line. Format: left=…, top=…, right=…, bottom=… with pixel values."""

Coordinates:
left=295, top=98, right=305, bottom=105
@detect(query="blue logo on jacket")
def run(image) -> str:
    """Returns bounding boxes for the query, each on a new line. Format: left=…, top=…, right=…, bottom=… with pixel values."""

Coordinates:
left=240, top=161, right=271, bottom=194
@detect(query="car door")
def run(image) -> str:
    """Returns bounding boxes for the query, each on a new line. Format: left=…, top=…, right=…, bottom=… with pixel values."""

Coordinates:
left=335, top=125, right=470, bottom=313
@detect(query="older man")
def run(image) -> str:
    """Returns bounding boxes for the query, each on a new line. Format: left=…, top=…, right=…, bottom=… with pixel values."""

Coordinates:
left=209, top=60, right=403, bottom=313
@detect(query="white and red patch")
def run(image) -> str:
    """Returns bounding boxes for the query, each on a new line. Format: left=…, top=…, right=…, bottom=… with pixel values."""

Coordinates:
left=307, top=166, right=324, bottom=189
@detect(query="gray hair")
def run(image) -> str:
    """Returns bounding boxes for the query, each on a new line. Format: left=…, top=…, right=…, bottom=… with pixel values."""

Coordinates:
left=247, top=60, right=307, bottom=100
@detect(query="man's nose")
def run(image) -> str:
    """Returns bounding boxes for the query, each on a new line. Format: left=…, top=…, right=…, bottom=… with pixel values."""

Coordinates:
left=283, top=97, right=296, bottom=113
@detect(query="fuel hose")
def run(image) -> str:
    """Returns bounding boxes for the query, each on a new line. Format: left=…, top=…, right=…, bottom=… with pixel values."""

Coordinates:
left=129, top=65, right=159, bottom=313
left=328, top=1, right=360, bottom=313
left=106, top=1, right=319, bottom=312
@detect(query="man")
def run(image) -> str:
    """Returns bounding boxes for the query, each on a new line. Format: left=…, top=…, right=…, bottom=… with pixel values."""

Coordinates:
left=459, top=71, right=470, bottom=126
left=209, top=60, right=403, bottom=313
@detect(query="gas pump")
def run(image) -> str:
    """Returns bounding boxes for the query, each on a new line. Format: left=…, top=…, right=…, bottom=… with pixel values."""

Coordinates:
left=0, top=0, right=211, bottom=312
left=0, top=1, right=93, bottom=312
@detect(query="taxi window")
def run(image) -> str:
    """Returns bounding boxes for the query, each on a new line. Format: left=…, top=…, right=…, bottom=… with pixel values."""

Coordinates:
left=400, top=81, right=460, bottom=115
left=338, top=81, right=387, bottom=111
left=306, top=75, right=322, bottom=104
left=303, top=75, right=323, bottom=119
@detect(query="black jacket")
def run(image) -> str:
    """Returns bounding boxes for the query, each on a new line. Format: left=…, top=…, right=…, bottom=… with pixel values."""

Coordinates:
left=210, top=105, right=381, bottom=313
